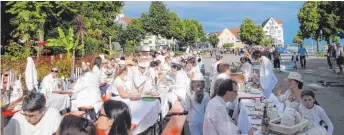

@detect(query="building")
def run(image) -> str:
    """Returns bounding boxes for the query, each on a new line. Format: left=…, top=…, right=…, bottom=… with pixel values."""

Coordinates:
left=262, top=17, right=284, bottom=45
left=207, top=28, right=244, bottom=48
left=115, top=12, right=172, bottom=51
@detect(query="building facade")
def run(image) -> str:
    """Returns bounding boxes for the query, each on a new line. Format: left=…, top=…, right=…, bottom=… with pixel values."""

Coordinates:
left=262, top=17, right=284, bottom=46
left=207, top=28, right=245, bottom=49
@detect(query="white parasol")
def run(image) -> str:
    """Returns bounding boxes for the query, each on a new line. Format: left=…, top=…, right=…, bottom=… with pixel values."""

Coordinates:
left=25, top=57, right=38, bottom=91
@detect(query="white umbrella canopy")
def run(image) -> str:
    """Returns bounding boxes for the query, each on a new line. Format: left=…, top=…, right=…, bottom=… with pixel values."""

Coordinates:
left=25, top=57, right=38, bottom=91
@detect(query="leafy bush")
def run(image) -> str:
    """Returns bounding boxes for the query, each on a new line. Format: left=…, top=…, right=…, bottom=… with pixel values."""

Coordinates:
left=53, top=58, right=72, bottom=78
left=223, top=43, right=234, bottom=48
left=2, top=41, right=32, bottom=61
left=85, top=37, right=105, bottom=54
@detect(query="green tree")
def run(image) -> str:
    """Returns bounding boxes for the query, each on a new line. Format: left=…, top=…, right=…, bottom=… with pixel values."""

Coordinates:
left=167, top=11, right=185, bottom=41
left=141, top=1, right=170, bottom=37
left=223, top=43, right=234, bottom=48
left=293, top=30, right=304, bottom=45
left=260, top=37, right=273, bottom=46
left=121, top=19, right=146, bottom=53
left=239, top=18, right=265, bottom=46
left=183, top=19, right=199, bottom=45
left=208, top=34, right=219, bottom=48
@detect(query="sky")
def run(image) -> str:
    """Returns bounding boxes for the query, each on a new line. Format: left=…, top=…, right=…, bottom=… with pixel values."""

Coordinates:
left=123, top=1, right=343, bottom=46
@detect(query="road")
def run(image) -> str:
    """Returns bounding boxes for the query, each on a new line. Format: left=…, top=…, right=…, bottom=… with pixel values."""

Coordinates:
left=202, top=53, right=344, bottom=135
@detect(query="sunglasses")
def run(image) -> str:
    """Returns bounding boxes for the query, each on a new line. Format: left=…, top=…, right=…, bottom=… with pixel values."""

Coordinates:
left=3, top=74, right=8, bottom=77
left=51, top=70, right=58, bottom=73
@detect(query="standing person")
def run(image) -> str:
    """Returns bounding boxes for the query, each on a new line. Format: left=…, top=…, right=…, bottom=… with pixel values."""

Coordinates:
left=299, top=90, right=334, bottom=135
left=298, top=45, right=308, bottom=68
left=92, top=56, right=102, bottom=83
left=273, top=49, right=282, bottom=72
left=335, top=43, right=344, bottom=74
left=251, top=50, right=278, bottom=98
left=182, top=73, right=210, bottom=135
left=327, top=44, right=333, bottom=69
left=291, top=52, right=299, bottom=69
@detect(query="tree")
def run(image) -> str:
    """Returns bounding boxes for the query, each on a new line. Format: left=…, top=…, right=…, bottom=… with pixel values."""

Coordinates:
left=183, top=19, right=199, bottom=46
left=74, top=14, right=87, bottom=57
left=208, top=34, right=219, bottom=48
left=166, top=11, right=185, bottom=41
left=260, top=37, right=273, bottom=46
left=298, top=1, right=321, bottom=51
left=293, top=30, right=304, bottom=45
left=121, top=19, right=146, bottom=53
left=239, top=18, right=265, bottom=46
left=141, top=1, right=170, bottom=37
left=223, top=43, right=234, bottom=48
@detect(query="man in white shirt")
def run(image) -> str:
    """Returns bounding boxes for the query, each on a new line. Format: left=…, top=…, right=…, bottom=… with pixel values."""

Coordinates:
left=203, top=79, right=239, bottom=135
left=133, top=62, right=150, bottom=92
left=5, top=91, right=62, bottom=135
left=40, top=67, right=59, bottom=95
left=210, top=63, right=231, bottom=98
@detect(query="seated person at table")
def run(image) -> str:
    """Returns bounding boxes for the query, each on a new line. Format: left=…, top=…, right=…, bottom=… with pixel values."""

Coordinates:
left=162, top=56, right=171, bottom=72
left=251, top=50, right=278, bottom=98
left=276, top=72, right=303, bottom=112
left=168, top=62, right=188, bottom=104
left=71, top=64, right=103, bottom=114
left=187, top=57, right=197, bottom=79
left=203, top=79, right=240, bottom=135
left=239, top=56, right=253, bottom=82
left=107, top=67, right=137, bottom=100
left=40, top=67, right=59, bottom=95
left=94, top=100, right=131, bottom=135
left=56, top=115, right=97, bottom=135
left=182, top=73, right=210, bottom=135
left=1, top=69, right=23, bottom=110
left=210, top=63, right=231, bottom=98
left=4, top=91, right=62, bottom=135
left=133, top=62, right=150, bottom=92
left=299, top=90, right=334, bottom=135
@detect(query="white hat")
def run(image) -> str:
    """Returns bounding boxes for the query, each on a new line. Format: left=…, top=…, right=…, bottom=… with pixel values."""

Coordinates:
left=141, top=56, right=147, bottom=59
left=118, top=60, right=126, bottom=65
left=138, top=62, right=148, bottom=68
left=99, top=54, right=105, bottom=60
left=285, top=72, right=303, bottom=82
left=192, top=72, right=205, bottom=81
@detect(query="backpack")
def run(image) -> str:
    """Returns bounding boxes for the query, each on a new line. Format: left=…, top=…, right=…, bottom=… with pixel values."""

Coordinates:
left=331, top=47, right=337, bottom=57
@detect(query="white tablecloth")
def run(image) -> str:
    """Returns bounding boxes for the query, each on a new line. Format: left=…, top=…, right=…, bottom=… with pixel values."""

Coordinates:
left=46, top=94, right=71, bottom=111
left=236, top=99, right=258, bottom=134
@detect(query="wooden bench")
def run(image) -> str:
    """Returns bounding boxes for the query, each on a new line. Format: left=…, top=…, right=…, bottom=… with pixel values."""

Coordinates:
left=162, top=101, right=187, bottom=135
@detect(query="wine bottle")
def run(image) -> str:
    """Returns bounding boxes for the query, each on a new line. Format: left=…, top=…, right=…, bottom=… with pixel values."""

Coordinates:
left=262, top=102, right=270, bottom=135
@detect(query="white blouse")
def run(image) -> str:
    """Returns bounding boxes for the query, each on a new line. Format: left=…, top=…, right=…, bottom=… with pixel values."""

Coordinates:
left=108, top=77, right=127, bottom=96
left=278, top=89, right=301, bottom=112
left=299, top=105, right=334, bottom=135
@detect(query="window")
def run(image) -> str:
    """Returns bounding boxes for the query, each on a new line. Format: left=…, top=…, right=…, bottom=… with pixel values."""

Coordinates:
left=278, top=30, right=281, bottom=33
left=149, top=40, right=152, bottom=44
left=232, top=37, right=234, bottom=40
left=265, top=31, right=268, bottom=33
left=275, top=26, right=278, bottom=29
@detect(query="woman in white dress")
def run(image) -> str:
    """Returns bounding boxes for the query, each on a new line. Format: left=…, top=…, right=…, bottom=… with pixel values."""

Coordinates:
left=299, top=90, right=334, bottom=135
left=169, top=62, right=189, bottom=104
left=92, top=56, right=102, bottom=84
left=276, top=72, right=303, bottom=112
left=106, top=67, right=137, bottom=100
left=239, top=57, right=253, bottom=82
left=187, top=57, right=198, bottom=79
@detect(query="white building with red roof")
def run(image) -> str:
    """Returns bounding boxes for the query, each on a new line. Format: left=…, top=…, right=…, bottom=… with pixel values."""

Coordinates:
left=261, top=17, right=284, bottom=45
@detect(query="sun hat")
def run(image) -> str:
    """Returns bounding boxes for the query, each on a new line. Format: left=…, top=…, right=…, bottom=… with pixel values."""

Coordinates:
left=192, top=72, right=205, bottom=81
left=285, top=72, right=303, bottom=82
left=138, top=62, right=148, bottom=68
left=126, top=59, right=136, bottom=66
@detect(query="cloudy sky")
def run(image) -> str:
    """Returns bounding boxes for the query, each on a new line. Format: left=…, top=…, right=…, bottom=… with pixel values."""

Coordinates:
left=123, top=1, right=322, bottom=45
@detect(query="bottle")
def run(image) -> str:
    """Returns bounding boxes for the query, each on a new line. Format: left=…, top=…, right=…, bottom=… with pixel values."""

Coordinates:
left=262, top=102, right=270, bottom=135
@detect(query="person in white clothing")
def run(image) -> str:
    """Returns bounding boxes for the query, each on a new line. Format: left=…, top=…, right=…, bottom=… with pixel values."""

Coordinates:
left=40, top=67, right=59, bottom=95
left=169, top=62, right=189, bottom=104
left=107, top=67, right=137, bottom=100
left=299, top=90, right=334, bottom=135
left=187, top=57, right=198, bottom=79
left=210, top=63, right=231, bottom=98
left=92, top=56, right=102, bottom=84
left=4, top=91, right=62, bottom=135
left=276, top=72, right=303, bottom=112
left=182, top=73, right=210, bottom=135
left=162, top=56, right=172, bottom=72
left=133, top=62, right=151, bottom=92
left=251, top=50, right=278, bottom=98
left=239, top=56, right=253, bottom=82
left=203, top=79, right=239, bottom=135
left=1, top=69, right=23, bottom=110
left=211, top=55, right=223, bottom=79
left=124, top=59, right=136, bottom=91
left=71, top=65, right=103, bottom=114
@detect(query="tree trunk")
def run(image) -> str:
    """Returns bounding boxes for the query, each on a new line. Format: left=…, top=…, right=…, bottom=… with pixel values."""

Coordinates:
left=109, top=36, right=112, bottom=55
left=133, top=40, right=136, bottom=53
left=81, top=36, right=85, bottom=57
left=72, top=48, right=75, bottom=77
left=316, top=37, right=320, bottom=52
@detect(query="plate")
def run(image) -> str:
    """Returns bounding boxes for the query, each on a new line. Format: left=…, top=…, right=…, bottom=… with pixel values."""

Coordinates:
left=250, top=89, right=261, bottom=94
